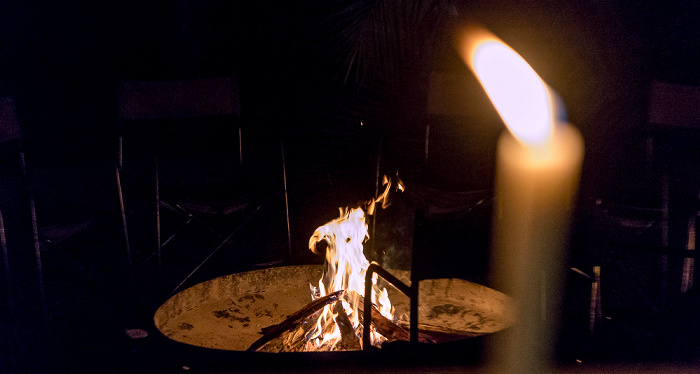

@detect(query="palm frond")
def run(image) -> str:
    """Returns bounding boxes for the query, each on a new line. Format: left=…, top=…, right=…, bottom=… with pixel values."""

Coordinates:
left=318, top=0, right=453, bottom=86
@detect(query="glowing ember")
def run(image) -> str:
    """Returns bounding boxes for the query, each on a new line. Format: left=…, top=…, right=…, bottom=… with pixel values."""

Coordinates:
left=306, top=207, right=394, bottom=350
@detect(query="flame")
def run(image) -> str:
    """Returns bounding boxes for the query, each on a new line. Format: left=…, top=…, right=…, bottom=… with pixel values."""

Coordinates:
left=306, top=207, right=393, bottom=350
left=459, top=26, right=555, bottom=147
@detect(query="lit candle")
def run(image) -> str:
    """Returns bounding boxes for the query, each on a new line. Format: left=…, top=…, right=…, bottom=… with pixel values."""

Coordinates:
left=459, top=27, right=584, bottom=373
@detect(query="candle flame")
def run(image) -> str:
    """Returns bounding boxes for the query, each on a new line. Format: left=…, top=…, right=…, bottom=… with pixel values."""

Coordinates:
left=459, top=28, right=554, bottom=146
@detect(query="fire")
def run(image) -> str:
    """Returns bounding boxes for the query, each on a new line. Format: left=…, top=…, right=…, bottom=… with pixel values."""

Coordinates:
left=306, top=207, right=394, bottom=350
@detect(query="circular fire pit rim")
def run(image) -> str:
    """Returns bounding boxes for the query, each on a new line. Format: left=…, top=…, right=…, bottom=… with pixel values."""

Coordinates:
left=154, top=264, right=514, bottom=352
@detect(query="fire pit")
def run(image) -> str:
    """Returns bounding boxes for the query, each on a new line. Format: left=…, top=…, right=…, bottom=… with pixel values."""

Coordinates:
left=156, top=190, right=513, bottom=355
left=154, top=264, right=514, bottom=352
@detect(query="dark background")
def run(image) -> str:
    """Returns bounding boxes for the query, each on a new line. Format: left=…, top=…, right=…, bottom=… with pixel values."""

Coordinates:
left=1, top=0, right=699, bottom=372
left=0, top=0, right=698, bottom=194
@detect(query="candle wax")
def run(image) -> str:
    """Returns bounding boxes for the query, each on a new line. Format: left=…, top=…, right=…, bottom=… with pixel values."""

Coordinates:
left=490, top=124, right=584, bottom=373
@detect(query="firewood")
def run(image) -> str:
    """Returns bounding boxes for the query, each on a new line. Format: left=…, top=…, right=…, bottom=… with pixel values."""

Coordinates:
left=250, top=288, right=475, bottom=352
left=355, top=300, right=425, bottom=343
left=256, top=310, right=321, bottom=353
left=349, top=292, right=472, bottom=344
left=345, top=292, right=417, bottom=343
left=246, top=290, right=344, bottom=352
left=333, top=301, right=361, bottom=351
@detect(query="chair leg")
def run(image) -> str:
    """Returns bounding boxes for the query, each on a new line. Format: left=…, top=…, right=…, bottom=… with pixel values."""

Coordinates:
left=589, top=265, right=602, bottom=337
left=155, top=149, right=162, bottom=275
left=0, top=210, right=8, bottom=285
left=0, top=210, right=15, bottom=313
left=115, top=164, right=134, bottom=283
left=160, top=200, right=223, bottom=239
left=681, top=193, right=697, bottom=293
left=661, top=174, right=670, bottom=305
left=238, top=127, right=243, bottom=166
left=28, top=195, right=48, bottom=323
left=160, top=216, right=194, bottom=248
left=168, top=200, right=267, bottom=297
left=282, top=141, right=292, bottom=261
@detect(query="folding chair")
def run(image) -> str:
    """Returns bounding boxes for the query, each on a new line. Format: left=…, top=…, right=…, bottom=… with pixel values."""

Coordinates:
left=646, top=80, right=700, bottom=295
left=117, top=76, right=291, bottom=293
left=0, top=97, right=44, bottom=318
left=0, top=97, right=132, bottom=322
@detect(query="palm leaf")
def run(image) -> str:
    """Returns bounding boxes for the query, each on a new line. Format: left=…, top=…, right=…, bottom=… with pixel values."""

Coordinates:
left=317, top=0, right=453, bottom=86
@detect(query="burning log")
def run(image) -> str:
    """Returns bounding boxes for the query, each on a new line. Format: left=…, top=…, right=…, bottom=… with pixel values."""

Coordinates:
left=253, top=300, right=361, bottom=352
left=332, top=300, right=361, bottom=351
left=349, top=292, right=427, bottom=344
left=248, top=289, right=407, bottom=352
left=249, top=292, right=397, bottom=352
left=361, top=304, right=413, bottom=343
left=248, top=282, right=480, bottom=352
left=246, top=290, right=344, bottom=352
left=271, top=309, right=321, bottom=352
left=350, top=292, right=480, bottom=345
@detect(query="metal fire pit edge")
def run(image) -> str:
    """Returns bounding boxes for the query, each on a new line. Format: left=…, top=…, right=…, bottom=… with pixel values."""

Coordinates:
left=152, top=264, right=514, bottom=369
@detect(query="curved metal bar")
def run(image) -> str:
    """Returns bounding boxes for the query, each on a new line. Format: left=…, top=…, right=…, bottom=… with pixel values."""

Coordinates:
left=363, top=262, right=411, bottom=351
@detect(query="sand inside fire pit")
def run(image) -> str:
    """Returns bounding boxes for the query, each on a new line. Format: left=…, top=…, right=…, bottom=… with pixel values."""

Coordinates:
left=154, top=265, right=514, bottom=351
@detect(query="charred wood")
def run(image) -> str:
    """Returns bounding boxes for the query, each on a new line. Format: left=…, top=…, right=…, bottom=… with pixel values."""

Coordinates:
left=246, top=290, right=344, bottom=352
left=333, top=300, right=361, bottom=351
left=350, top=292, right=474, bottom=344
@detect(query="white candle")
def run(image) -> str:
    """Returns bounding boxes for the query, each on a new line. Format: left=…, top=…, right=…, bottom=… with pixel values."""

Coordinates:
left=459, top=27, right=584, bottom=373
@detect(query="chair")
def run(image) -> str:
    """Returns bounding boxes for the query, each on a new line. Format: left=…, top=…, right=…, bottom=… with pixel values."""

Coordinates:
left=0, top=97, right=43, bottom=318
left=0, top=97, right=132, bottom=322
left=117, top=76, right=291, bottom=294
left=646, top=80, right=700, bottom=294
left=572, top=81, right=700, bottom=359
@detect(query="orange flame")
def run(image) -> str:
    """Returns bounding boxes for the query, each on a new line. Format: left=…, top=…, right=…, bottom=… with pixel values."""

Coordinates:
left=306, top=207, right=393, bottom=350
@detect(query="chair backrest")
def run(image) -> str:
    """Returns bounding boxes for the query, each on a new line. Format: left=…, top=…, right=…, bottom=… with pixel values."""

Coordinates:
left=0, top=97, right=21, bottom=144
left=118, top=76, right=240, bottom=121
left=648, top=81, right=700, bottom=129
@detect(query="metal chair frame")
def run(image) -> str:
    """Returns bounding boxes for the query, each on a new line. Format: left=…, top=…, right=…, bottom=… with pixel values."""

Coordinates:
left=117, top=77, right=291, bottom=293
left=0, top=96, right=132, bottom=322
